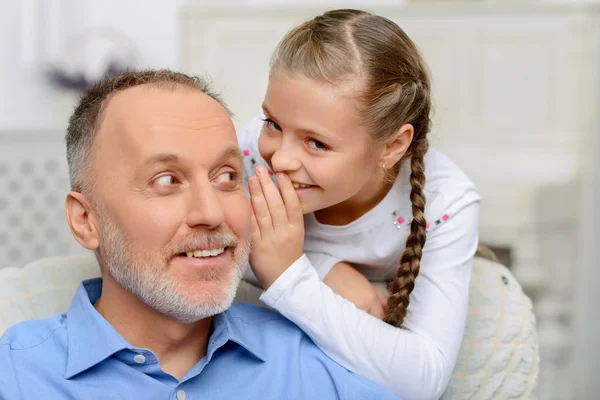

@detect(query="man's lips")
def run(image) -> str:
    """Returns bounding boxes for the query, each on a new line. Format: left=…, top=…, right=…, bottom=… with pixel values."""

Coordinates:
left=177, top=246, right=228, bottom=258
left=172, top=247, right=233, bottom=270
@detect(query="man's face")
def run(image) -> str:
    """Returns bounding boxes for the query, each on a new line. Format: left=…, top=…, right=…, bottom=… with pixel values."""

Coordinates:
left=89, top=85, right=251, bottom=323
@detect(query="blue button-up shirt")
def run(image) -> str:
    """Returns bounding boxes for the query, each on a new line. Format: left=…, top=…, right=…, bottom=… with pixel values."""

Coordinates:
left=0, top=278, right=398, bottom=399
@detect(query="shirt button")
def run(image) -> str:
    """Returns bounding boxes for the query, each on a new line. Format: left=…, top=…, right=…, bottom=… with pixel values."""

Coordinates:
left=176, top=390, right=186, bottom=400
left=133, top=354, right=146, bottom=364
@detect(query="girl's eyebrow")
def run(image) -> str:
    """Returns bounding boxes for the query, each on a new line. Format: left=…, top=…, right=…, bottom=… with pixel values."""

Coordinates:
left=261, top=103, right=341, bottom=143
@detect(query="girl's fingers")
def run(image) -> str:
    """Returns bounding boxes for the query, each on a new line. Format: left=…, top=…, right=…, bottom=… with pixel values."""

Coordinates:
left=249, top=175, right=273, bottom=235
left=276, top=172, right=303, bottom=224
left=250, top=211, right=261, bottom=242
left=255, top=166, right=289, bottom=228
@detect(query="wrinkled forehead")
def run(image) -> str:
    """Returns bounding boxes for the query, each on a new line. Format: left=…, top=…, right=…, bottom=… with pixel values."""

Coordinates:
left=91, top=86, right=239, bottom=179
left=99, top=86, right=234, bottom=149
left=103, top=85, right=231, bottom=131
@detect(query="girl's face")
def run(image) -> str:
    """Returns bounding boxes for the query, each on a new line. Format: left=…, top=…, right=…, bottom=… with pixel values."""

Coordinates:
left=258, top=70, right=385, bottom=215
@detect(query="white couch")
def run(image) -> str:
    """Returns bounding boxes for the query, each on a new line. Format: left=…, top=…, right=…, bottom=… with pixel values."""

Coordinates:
left=0, top=254, right=538, bottom=399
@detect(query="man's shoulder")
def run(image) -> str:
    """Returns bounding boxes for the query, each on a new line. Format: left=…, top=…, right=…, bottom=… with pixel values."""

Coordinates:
left=227, top=302, right=298, bottom=328
left=0, top=312, right=66, bottom=351
left=227, top=302, right=320, bottom=347
left=225, top=303, right=399, bottom=399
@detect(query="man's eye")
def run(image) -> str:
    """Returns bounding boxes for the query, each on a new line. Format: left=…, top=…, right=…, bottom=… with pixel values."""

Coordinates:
left=215, top=172, right=236, bottom=183
left=154, top=175, right=177, bottom=186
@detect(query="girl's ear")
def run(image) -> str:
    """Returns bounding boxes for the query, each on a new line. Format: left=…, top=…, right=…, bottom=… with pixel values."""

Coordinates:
left=378, top=124, right=414, bottom=169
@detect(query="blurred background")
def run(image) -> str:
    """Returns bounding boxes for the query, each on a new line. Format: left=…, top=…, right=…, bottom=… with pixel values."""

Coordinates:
left=1, top=0, right=599, bottom=398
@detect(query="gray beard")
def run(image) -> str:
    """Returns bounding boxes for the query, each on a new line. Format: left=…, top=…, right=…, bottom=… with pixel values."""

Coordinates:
left=97, top=211, right=250, bottom=324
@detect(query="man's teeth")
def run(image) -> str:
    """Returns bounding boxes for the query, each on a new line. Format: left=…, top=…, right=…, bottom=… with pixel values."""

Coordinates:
left=293, top=183, right=312, bottom=189
left=185, top=248, right=225, bottom=258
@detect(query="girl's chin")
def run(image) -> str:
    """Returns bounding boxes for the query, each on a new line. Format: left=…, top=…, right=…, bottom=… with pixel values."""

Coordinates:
left=300, top=202, right=312, bottom=214
left=298, top=197, right=319, bottom=214
left=300, top=200, right=330, bottom=215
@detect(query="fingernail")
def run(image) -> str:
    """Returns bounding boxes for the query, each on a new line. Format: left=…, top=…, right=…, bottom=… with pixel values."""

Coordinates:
left=277, top=173, right=286, bottom=181
left=256, top=165, right=266, bottom=175
left=249, top=176, right=259, bottom=186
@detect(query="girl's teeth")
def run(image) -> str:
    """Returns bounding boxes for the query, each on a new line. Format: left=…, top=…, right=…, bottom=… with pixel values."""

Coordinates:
left=293, top=183, right=311, bottom=189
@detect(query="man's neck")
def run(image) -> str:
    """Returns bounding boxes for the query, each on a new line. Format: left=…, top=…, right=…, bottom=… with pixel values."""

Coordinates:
left=94, top=275, right=211, bottom=380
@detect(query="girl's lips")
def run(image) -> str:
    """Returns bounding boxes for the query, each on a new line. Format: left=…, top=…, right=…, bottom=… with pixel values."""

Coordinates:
left=291, top=182, right=316, bottom=189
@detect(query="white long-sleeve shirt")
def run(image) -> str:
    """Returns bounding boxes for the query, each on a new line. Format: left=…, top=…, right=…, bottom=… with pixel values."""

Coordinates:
left=238, top=116, right=481, bottom=400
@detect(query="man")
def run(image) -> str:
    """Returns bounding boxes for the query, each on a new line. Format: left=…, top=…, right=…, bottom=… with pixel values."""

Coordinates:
left=0, top=70, right=398, bottom=399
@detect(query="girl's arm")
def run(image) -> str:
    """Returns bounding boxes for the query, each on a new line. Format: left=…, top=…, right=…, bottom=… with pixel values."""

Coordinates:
left=322, top=261, right=388, bottom=319
left=249, top=164, right=480, bottom=400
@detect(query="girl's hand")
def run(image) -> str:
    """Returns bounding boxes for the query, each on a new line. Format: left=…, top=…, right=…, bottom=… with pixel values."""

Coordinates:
left=324, top=262, right=388, bottom=319
left=249, top=165, right=304, bottom=289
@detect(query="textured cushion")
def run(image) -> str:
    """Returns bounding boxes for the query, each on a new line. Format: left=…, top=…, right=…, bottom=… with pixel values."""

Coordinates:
left=441, top=257, right=539, bottom=399
left=0, top=255, right=99, bottom=332
left=0, top=254, right=538, bottom=399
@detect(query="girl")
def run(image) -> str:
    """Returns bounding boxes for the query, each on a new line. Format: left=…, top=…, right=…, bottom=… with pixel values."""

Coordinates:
left=239, top=9, right=480, bottom=400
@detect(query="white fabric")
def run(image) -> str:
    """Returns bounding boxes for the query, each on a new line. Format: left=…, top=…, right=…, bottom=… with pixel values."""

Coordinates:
left=0, top=254, right=100, bottom=332
left=0, top=254, right=538, bottom=399
left=238, top=116, right=481, bottom=399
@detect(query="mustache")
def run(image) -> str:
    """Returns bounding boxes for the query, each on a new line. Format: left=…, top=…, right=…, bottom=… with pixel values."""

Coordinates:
left=167, top=231, right=239, bottom=256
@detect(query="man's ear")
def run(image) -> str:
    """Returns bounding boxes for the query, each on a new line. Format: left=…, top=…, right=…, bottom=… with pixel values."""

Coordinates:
left=65, top=191, right=100, bottom=250
left=378, top=123, right=414, bottom=169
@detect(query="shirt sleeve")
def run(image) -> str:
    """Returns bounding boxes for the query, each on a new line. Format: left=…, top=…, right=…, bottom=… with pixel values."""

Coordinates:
left=0, top=342, right=20, bottom=399
left=304, top=252, right=342, bottom=280
left=260, top=199, right=480, bottom=400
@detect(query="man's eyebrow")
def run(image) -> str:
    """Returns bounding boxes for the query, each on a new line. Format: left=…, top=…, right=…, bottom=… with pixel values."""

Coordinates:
left=217, top=145, right=243, bottom=164
left=139, top=153, right=180, bottom=170
left=139, top=147, right=242, bottom=171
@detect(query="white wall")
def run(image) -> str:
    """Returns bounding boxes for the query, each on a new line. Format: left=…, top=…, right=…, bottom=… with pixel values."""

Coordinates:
left=0, top=1, right=71, bottom=131
left=0, top=0, right=179, bottom=132
left=571, top=39, right=600, bottom=398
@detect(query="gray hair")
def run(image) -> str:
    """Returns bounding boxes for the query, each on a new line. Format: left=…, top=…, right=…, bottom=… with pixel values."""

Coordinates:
left=65, top=69, right=231, bottom=195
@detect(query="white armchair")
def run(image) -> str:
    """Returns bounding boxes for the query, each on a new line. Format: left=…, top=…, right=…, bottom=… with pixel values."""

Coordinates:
left=0, top=253, right=538, bottom=399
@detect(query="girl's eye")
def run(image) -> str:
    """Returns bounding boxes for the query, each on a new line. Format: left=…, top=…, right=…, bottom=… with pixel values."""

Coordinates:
left=307, top=139, right=328, bottom=151
left=262, top=118, right=282, bottom=131
left=154, top=175, right=177, bottom=186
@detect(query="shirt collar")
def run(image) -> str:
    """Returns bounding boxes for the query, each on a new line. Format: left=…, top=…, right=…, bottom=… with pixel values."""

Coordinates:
left=64, top=278, right=131, bottom=379
left=213, top=305, right=267, bottom=363
left=64, top=279, right=266, bottom=379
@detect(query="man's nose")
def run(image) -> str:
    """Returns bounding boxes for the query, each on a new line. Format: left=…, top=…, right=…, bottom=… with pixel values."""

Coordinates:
left=185, top=181, right=226, bottom=229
